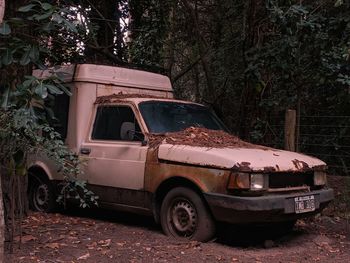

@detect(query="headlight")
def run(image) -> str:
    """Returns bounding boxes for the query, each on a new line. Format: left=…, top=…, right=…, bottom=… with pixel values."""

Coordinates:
left=227, top=173, right=268, bottom=191
left=250, top=173, right=268, bottom=191
left=314, top=171, right=327, bottom=186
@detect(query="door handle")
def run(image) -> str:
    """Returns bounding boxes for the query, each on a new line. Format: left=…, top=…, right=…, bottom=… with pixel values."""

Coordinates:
left=80, top=148, right=91, bottom=155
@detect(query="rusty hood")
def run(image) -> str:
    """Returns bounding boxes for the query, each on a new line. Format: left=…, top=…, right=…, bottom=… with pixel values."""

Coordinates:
left=157, top=144, right=326, bottom=172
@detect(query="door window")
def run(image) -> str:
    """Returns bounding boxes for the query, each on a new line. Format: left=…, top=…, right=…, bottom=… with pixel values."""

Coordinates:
left=91, top=106, right=142, bottom=141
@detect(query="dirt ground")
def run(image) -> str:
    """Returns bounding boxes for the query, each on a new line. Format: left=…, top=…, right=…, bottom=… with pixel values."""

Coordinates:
left=4, top=175, right=350, bottom=263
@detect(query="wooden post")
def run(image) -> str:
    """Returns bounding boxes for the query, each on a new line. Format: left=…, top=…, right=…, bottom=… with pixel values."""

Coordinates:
left=0, top=0, right=4, bottom=24
left=284, top=109, right=296, bottom=151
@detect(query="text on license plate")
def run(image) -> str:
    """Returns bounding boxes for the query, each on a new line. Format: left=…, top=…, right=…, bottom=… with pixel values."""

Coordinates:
left=294, top=195, right=315, bottom=214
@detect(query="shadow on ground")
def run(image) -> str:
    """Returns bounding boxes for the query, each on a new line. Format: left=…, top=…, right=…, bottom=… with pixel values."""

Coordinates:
left=60, top=207, right=304, bottom=248
left=215, top=223, right=305, bottom=247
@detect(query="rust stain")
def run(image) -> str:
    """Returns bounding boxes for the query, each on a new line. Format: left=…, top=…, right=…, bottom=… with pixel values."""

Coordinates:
left=95, top=92, right=164, bottom=104
left=292, top=159, right=310, bottom=171
left=144, top=147, right=230, bottom=194
left=232, top=162, right=252, bottom=172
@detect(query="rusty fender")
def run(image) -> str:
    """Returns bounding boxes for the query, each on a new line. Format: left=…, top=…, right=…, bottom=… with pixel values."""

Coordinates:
left=144, top=148, right=231, bottom=194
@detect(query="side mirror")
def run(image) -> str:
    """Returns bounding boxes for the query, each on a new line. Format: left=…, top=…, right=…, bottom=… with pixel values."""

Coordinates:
left=120, top=122, right=145, bottom=142
left=120, top=122, right=135, bottom=141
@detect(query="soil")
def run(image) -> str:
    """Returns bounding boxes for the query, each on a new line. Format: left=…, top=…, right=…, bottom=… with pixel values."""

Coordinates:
left=5, top=175, right=350, bottom=263
left=148, top=127, right=268, bottom=149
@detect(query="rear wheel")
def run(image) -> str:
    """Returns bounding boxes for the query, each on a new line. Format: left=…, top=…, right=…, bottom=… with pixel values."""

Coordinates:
left=28, top=173, right=56, bottom=212
left=160, top=187, right=216, bottom=242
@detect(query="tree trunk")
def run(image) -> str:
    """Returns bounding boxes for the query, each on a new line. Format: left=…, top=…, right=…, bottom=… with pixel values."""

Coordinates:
left=0, top=0, right=4, bottom=230
left=0, top=1, right=6, bottom=260
left=0, top=172, right=4, bottom=263
left=0, top=0, right=4, bottom=23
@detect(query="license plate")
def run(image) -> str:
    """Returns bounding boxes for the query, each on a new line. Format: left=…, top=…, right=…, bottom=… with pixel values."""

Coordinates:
left=294, top=195, right=315, bottom=214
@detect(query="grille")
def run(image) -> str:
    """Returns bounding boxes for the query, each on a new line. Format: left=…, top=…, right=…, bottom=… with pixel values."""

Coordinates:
left=269, top=172, right=314, bottom=189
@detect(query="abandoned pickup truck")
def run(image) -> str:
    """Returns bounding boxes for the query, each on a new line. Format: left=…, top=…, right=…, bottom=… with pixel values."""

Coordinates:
left=28, top=64, right=334, bottom=242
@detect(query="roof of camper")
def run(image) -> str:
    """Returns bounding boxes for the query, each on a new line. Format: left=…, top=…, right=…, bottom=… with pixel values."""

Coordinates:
left=32, top=64, right=173, bottom=92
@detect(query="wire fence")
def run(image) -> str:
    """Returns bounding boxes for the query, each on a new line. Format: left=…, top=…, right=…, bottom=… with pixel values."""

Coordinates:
left=298, top=115, right=350, bottom=176
left=250, top=113, right=350, bottom=176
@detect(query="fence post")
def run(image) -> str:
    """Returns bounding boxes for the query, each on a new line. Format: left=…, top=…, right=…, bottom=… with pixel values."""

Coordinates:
left=284, top=109, right=296, bottom=151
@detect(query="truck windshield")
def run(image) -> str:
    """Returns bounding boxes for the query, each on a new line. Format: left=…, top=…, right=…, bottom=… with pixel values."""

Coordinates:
left=139, top=101, right=227, bottom=133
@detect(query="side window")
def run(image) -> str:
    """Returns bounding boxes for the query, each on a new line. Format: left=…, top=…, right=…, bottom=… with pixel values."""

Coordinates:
left=91, top=106, right=142, bottom=141
left=46, top=93, right=70, bottom=139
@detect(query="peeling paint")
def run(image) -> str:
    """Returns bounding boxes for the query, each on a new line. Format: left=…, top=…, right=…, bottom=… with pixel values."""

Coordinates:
left=157, top=144, right=326, bottom=172
left=145, top=148, right=230, bottom=194
left=292, top=159, right=310, bottom=171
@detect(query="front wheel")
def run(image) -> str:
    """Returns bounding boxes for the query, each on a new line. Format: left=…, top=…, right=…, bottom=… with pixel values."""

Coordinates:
left=28, top=174, right=56, bottom=212
left=160, top=187, right=216, bottom=242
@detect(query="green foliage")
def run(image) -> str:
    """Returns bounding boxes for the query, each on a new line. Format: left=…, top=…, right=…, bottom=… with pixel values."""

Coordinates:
left=128, top=0, right=350, bottom=174
left=128, top=0, right=174, bottom=67
left=1, top=1, right=87, bottom=67
left=0, top=0, right=97, bottom=208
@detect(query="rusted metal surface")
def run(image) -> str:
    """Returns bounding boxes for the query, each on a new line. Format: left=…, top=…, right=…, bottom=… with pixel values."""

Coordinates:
left=267, top=186, right=310, bottom=193
left=157, top=144, right=326, bottom=173
left=292, top=159, right=310, bottom=171
left=144, top=148, right=231, bottom=194
left=232, top=162, right=252, bottom=172
left=95, top=93, right=165, bottom=104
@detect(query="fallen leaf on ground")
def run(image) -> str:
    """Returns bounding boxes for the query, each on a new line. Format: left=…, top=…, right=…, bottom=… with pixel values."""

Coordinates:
left=14, top=235, right=37, bottom=243
left=87, top=241, right=97, bottom=249
left=30, top=216, right=40, bottom=222
left=77, top=252, right=90, bottom=260
left=117, top=242, right=126, bottom=246
left=45, top=242, right=60, bottom=249
left=99, top=239, right=112, bottom=247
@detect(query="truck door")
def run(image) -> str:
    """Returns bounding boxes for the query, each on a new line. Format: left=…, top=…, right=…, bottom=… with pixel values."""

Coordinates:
left=79, top=104, right=148, bottom=208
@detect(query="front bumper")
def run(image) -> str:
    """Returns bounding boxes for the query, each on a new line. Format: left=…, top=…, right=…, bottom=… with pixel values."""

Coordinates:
left=204, top=188, right=334, bottom=224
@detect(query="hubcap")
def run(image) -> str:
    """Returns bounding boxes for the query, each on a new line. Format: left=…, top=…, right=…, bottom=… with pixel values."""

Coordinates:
left=170, top=199, right=197, bottom=237
left=34, top=184, right=49, bottom=209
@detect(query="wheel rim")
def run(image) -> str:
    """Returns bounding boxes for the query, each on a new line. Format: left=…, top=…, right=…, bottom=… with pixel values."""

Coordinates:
left=34, top=183, right=50, bottom=211
left=168, top=198, right=198, bottom=237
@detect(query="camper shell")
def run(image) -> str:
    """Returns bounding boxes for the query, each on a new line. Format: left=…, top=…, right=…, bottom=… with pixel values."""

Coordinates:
left=28, top=64, right=334, bottom=242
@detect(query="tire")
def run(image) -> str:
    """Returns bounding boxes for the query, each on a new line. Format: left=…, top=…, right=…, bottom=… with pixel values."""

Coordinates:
left=160, top=187, right=216, bottom=242
left=28, top=174, right=56, bottom=213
